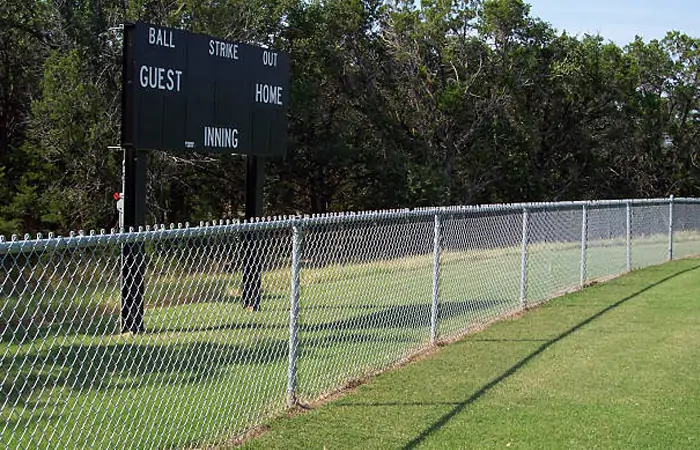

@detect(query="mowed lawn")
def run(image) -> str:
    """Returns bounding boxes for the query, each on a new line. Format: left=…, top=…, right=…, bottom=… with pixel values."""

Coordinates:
left=2, top=234, right=698, bottom=449
left=237, top=258, right=700, bottom=449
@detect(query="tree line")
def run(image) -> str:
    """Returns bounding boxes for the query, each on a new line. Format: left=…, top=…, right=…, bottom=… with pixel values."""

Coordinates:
left=1, top=0, right=699, bottom=235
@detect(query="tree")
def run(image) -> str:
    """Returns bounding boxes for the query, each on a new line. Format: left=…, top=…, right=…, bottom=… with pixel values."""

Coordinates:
left=1, top=0, right=699, bottom=234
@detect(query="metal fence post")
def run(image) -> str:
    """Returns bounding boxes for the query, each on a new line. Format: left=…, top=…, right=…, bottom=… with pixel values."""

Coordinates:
left=520, top=208, right=529, bottom=309
left=668, top=195, right=675, bottom=261
left=287, top=221, right=302, bottom=408
left=626, top=201, right=632, bottom=271
left=430, top=213, right=442, bottom=346
left=580, top=203, right=588, bottom=287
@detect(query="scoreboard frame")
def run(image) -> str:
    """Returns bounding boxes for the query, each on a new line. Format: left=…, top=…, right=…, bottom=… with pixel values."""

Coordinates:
left=121, top=22, right=290, bottom=156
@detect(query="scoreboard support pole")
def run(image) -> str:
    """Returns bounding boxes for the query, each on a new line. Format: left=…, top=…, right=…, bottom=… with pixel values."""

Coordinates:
left=120, top=23, right=146, bottom=333
left=121, top=146, right=147, bottom=333
left=243, top=155, right=265, bottom=310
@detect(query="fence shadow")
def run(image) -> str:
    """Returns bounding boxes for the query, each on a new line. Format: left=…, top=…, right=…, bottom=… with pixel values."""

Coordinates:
left=398, top=263, right=700, bottom=449
left=300, top=298, right=511, bottom=334
left=0, top=292, right=292, bottom=343
left=1, top=336, right=288, bottom=411
left=2, top=294, right=514, bottom=413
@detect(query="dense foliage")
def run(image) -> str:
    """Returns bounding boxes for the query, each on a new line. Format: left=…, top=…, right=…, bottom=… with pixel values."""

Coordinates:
left=2, top=0, right=699, bottom=234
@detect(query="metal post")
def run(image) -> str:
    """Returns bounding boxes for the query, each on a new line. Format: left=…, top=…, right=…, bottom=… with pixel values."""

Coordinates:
left=120, top=24, right=146, bottom=334
left=287, top=222, right=302, bottom=408
left=520, top=208, right=529, bottom=309
left=626, top=201, right=632, bottom=271
left=243, top=155, right=265, bottom=310
left=430, top=213, right=442, bottom=345
left=668, top=195, right=675, bottom=261
left=580, top=203, right=588, bottom=287
left=120, top=146, right=147, bottom=334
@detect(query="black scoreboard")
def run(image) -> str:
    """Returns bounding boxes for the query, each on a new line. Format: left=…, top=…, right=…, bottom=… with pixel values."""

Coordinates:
left=122, top=22, right=290, bottom=155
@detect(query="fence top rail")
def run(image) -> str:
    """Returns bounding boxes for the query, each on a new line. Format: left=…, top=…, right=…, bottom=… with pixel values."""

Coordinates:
left=0, top=196, right=694, bottom=255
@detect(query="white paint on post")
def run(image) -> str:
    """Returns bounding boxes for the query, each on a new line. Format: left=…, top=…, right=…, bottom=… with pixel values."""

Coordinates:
left=430, top=213, right=442, bottom=345
left=520, top=208, right=529, bottom=309
left=287, top=223, right=302, bottom=408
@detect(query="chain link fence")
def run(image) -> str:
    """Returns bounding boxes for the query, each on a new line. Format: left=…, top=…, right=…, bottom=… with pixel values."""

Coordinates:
left=2, top=197, right=699, bottom=449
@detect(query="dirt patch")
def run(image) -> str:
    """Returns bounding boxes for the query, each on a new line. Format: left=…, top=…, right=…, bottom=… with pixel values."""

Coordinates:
left=217, top=425, right=270, bottom=448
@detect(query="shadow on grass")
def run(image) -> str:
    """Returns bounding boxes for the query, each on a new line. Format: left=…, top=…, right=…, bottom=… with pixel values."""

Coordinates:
left=300, top=331, right=426, bottom=349
left=1, top=296, right=511, bottom=413
left=300, top=299, right=511, bottom=333
left=399, top=263, right=700, bottom=449
left=0, top=312, right=121, bottom=344
left=1, top=292, right=290, bottom=343
left=147, top=294, right=289, bottom=334
left=1, top=337, right=288, bottom=410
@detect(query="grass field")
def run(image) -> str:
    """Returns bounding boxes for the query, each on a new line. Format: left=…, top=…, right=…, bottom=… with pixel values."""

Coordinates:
left=237, top=258, right=700, bottom=449
left=1, top=231, right=699, bottom=449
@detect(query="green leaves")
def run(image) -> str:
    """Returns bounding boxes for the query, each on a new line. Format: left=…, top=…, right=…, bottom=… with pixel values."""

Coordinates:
left=1, top=0, right=699, bottom=233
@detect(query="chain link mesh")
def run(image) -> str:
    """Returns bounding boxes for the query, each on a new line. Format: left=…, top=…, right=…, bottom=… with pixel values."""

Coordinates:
left=439, top=210, right=522, bottom=339
left=630, top=203, right=669, bottom=268
left=2, top=198, right=699, bottom=449
left=297, top=216, right=434, bottom=400
left=586, top=205, right=628, bottom=281
left=2, top=224, right=292, bottom=449
left=526, top=206, right=582, bottom=303
left=672, top=202, right=700, bottom=259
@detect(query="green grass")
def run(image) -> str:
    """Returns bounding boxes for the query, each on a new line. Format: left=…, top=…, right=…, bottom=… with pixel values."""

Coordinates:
left=1, top=232, right=699, bottom=448
left=237, top=258, right=700, bottom=449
